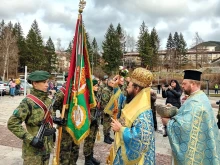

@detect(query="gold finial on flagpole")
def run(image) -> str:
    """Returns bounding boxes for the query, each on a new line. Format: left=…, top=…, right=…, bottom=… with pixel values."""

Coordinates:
left=79, top=0, right=86, bottom=13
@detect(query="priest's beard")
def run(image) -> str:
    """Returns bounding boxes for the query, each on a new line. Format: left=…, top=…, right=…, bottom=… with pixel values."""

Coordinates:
left=126, top=91, right=135, bottom=104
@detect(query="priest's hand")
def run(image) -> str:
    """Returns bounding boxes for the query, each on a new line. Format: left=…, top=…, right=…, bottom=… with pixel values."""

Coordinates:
left=161, top=117, right=170, bottom=126
left=111, top=117, right=122, bottom=132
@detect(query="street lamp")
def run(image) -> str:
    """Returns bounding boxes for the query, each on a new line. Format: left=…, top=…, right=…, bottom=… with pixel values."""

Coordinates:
left=203, top=79, right=209, bottom=96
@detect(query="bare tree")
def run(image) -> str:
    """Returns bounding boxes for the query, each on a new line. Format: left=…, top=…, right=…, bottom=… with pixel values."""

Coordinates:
left=56, top=38, right=61, bottom=51
left=0, top=26, right=18, bottom=81
left=126, top=34, right=136, bottom=52
left=191, top=32, right=205, bottom=68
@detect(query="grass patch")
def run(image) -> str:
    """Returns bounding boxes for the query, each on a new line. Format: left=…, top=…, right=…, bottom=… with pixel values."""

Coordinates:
left=209, top=93, right=220, bottom=97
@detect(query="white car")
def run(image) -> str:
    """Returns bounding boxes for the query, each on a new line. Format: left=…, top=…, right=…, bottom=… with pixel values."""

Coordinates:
left=0, top=81, right=6, bottom=96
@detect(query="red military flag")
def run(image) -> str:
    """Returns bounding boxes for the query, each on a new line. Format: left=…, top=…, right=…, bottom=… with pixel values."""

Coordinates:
left=54, top=12, right=96, bottom=164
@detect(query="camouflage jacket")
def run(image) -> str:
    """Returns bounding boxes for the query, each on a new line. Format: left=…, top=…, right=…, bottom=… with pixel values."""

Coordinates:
left=7, top=88, right=53, bottom=157
left=53, top=89, right=66, bottom=118
left=120, top=82, right=127, bottom=96
left=97, top=83, right=106, bottom=101
left=101, top=86, right=113, bottom=111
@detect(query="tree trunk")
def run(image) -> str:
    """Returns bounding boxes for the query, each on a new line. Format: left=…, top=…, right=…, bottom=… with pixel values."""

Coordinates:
left=2, top=46, right=9, bottom=81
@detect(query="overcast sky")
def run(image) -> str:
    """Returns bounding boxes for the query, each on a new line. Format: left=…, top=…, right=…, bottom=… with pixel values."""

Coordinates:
left=1, top=0, right=220, bottom=50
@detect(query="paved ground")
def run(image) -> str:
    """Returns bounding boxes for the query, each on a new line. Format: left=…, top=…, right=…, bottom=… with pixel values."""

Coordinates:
left=0, top=91, right=219, bottom=165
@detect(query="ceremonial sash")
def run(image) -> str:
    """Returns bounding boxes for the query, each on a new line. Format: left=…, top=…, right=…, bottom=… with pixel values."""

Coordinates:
left=104, top=87, right=121, bottom=115
left=59, top=87, right=66, bottom=95
left=26, top=94, right=53, bottom=126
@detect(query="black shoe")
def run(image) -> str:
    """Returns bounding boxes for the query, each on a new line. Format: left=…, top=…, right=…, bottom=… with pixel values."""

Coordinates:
left=85, top=155, right=94, bottom=165
left=91, top=152, right=100, bottom=165
left=104, top=135, right=112, bottom=144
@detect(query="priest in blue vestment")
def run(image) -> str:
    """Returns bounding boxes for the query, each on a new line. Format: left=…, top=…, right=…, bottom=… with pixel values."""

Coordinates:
left=162, top=70, right=220, bottom=165
left=108, top=68, right=155, bottom=165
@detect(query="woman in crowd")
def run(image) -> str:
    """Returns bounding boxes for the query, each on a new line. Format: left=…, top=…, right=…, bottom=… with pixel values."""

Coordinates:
left=162, top=79, right=182, bottom=136
left=162, top=80, right=182, bottom=109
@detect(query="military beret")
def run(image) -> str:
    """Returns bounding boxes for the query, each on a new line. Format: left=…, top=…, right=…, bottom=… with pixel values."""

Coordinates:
left=92, top=79, right=98, bottom=86
left=28, top=70, right=50, bottom=82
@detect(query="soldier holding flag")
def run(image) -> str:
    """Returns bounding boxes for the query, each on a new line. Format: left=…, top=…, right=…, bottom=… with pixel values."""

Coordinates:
left=52, top=0, right=97, bottom=164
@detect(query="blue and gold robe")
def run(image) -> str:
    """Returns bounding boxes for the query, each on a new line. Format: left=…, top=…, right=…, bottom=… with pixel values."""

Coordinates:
left=109, top=88, right=155, bottom=165
left=167, top=90, right=220, bottom=165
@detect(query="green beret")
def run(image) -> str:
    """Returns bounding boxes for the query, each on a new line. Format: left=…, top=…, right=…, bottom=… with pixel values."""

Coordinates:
left=92, top=79, right=98, bottom=86
left=28, top=70, right=50, bottom=82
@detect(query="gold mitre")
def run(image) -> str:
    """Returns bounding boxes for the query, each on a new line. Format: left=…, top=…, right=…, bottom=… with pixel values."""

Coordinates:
left=131, top=68, right=153, bottom=87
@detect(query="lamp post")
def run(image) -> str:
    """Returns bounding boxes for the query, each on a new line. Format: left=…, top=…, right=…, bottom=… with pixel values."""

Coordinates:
left=203, top=79, right=209, bottom=96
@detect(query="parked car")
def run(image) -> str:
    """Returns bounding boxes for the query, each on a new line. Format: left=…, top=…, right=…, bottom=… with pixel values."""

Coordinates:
left=0, top=81, right=7, bottom=96
left=57, top=81, right=65, bottom=91
left=3, top=82, right=10, bottom=95
left=19, top=81, right=32, bottom=95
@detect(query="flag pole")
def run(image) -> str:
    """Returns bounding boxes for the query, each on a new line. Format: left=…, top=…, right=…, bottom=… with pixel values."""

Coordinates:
left=52, top=1, right=86, bottom=165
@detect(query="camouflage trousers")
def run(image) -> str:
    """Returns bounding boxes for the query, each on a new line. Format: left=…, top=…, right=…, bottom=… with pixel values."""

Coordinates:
left=103, top=113, right=111, bottom=136
left=83, top=122, right=99, bottom=156
left=23, top=154, right=50, bottom=165
left=59, top=127, right=79, bottom=165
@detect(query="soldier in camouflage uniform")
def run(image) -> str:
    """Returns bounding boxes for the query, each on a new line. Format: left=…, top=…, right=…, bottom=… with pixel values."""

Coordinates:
left=116, top=76, right=127, bottom=119
left=7, top=71, right=55, bottom=165
left=52, top=73, right=80, bottom=165
left=101, top=79, right=115, bottom=144
left=97, top=75, right=108, bottom=125
left=83, top=79, right=101, bottom=165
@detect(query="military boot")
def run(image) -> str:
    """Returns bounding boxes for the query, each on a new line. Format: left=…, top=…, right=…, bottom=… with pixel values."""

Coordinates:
left=85, top=154, right=94, bottom=165
left=91, top=152, right=100, bottom=165
left=104, top=135, right=112, bottom=144
left=108, top=133, right=114, bottom=142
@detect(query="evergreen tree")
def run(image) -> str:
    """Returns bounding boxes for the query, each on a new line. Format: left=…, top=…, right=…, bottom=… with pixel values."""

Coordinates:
left=26, top=20, right=45, bottom=71
left=66, top=41, right=73, bottom=54
left=13, top=22, right=29, bottom=72
left=179, top=33, right=188, bottom=66
left=150, top=27, right=160, bottom=69
left=91, top=37, right=100, bottom=67
left=173, top=32, right=180, bottom=68
left=136, top=21, right=151, bottom=68
left=65, top=40, right=73, bottom=62
left=85, top=32, right=93, bottom=67
left=116, top=23, right=126, bottom=53
left=102, top=23, right=122, bottom=74
left=165, top=33, right=175, bottom=71
left=44, top=37, right=57, bottom=72
left=166, top=33, right=174, bottom=50
left=173, top=32, right=180, bottom=50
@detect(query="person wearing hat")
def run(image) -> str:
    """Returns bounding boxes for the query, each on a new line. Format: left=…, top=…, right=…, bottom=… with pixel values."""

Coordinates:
left=161, top=70, right=220, bottom=164
left=109, top=68, right=155, bottom=165
left=7, top=70, right=56, bottom=165
left=83, top=79, right=101, bottom=165
left=101, top=78, right=117, bottom=144
left=52, top=72, right=80, bottom=165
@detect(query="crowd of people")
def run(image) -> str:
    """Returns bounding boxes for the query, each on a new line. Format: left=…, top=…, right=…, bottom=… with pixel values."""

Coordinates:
left=6, top=68, right=220, bottom=165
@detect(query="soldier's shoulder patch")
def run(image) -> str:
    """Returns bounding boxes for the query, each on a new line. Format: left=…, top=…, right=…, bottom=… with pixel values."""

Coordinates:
left=34, top=104, right=39, bottom=108
left=13, top=109, right=19, bottom=115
